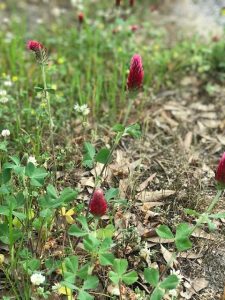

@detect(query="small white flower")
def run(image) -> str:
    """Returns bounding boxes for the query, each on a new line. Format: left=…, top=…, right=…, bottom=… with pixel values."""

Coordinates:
left=80, top=104, right=90, bottom=116
left=74, top=103, right=90, bottom=116
left=52, top=283, right=61, bottom=291
left=74, top=103, right=80, bottom=112
left=0, top=97, right=9, bottom=103
left=30, top=273, right=45, bottom=286
left=1, top=129, right=10, bottom=137
left=28, top=156, right=38, bottom=166
left=168, top=289, right=178, bottom=297
left=4, top=80, right=13, bottom=87
left=0, top=90, right=7, bottom=96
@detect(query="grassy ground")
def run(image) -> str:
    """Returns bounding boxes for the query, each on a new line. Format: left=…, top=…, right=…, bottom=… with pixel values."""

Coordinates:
left=0, top=1, right=225, bottom=299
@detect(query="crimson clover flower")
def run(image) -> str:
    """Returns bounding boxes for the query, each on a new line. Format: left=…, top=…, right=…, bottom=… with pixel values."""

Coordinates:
left=78, top=12, right=84, bottom=23
left=89, top=189, right=107, bottom=217
left=215, top=152, right=225, bottom=186
left=127, top=54, right=144, bottom=91
left=27, top=40, right=47, bottom=63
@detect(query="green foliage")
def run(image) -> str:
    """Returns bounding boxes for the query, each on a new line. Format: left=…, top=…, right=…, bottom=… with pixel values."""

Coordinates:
left=109, top=259, right=138, bottom=285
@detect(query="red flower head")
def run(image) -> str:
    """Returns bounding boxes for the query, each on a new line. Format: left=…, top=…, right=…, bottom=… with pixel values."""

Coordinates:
left=78, top=12, right=84, bottom=23
left=89, top=189, right=107, bottom=217
left=27, top=40, right=47, bottom=63
left=130, top=25, right=139, bottom=32
left=215, top=152, right=225, bottom=185
left=27, top=40, right=43, bottom=52
left=127, top=54, right=144, bottom=91
left=129, top=0, right=135, bottom=7
left=116, top=0, right=121, bottom=6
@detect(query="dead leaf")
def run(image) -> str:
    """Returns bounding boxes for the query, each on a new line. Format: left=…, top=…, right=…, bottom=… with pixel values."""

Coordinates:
left=181, top=278, right=209, bottom=299
left=138, top=190, right=176, bottom=202
left=177, top=251, right=203, bottom=259
left=191, top=228, right=217, bottom=240
left=137, top=173, right=157, bottom=192
left=183, top=131, right=192, bottom=151
left=160, top=245, right=178, bottom=267
left=147, top=237, right=174, bottom=244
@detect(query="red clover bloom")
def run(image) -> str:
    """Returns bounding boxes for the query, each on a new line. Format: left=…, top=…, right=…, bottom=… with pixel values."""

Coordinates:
left=78, top=12, right=84, bottom=23
left=127, top=54, right=144, bottom=91
left=27, top=40, right=44, bottom=52
left=215, top=152, right=225, bottom=185
left=89, top=189, right=107, bottom=217
left=27, top=40, right=47, bottom=63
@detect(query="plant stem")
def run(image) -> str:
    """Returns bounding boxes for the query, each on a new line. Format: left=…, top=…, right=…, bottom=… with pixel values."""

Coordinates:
left=123, top=96, right=133, bottom=125
left=41, top=62, right=57, bottom=182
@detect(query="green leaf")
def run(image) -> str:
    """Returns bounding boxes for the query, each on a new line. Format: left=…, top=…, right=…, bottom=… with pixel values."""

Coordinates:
left=99, top=253, right=115, bottom=266
left=122, top=271, right=138, bottom=285
left=46, top=88, right=55, bottom=94
left=184, top=209, right=200, bottom=217
left=77, top=263, right=91, bottom=280
left=77, top=216, right=89, bottom=232
left=34, top=85, right=44, bottom=92
left=82, top=142, right=96, bottom=168
left=99, top=237, right=113, bottom=252
left=0, top=206, right=10, bottom=216
left=95, top=148, right=110, bottom=164
left=29, top=167, right=48, bottom=186
left=112, top=124, right=125, bottom=133
left=82, top=275, right=99, bottom=290
left=209, top=212, right=225, bottom=219
left=23, top=258, right=40, bottom=273
left=207, top=219, right=217, bottom=231
left=97, top=224, right=115, bottom=239
left=83, top=235, right=100, bottom=252
left=47, top=184, right=58, bottom=199
left=105, top=188, right=119, bottom=201
left=156, top=225, right=174, bottom=239
left=25, top=162, right=35, bottom=177
left=68, top=225, right=87, bottom=237
left=64, top=256, right=78, bottom=274
left=113, top=259, right=128, bottom=275
left=160, top=275, right=179, bottom=290
left=144, top=268, right=159, bottom=287
left=59, top=188, right=78, bottom=204
left=109, top=271, right=120, bottom=285
left=175, top=223, right=191, bottom=239
left=175, top=237, right=192, bottom=252
left=150, top=287, right=165, bottom=300
left=175, top=223, right=192, bottom=251
left=0, top=141, right=8, bottom=152
left=1, top=168, right=11, bottom=184
left=124, top=123, right=141, bottom=138
left=78, top=290, right=94, bottom=300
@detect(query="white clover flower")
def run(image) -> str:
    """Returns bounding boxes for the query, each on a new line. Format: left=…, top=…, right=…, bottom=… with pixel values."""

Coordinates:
left=74, top=103, right=81, bottom=112
left=168, top=289, right=178, bottom=297
left=80, top=104, right=90, bottom=116
left=74, top=103, right=90, bottom=116
left=30, top=273, right=45, bottom=286
left=0, top=97, right=9, bottom=103
left=1, top=129, right=10, bottom=137
left=0, top=90, right=7, bottom=96
left=28, top=156, right=38, bottom=166
left=4, top=80, right=13, bottom=87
